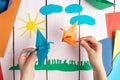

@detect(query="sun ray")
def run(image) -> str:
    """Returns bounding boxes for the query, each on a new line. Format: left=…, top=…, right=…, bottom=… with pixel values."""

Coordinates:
left=28, top=13, right=32, bottom=21
left=30, top=30, right=32, bottom=38
left=18, top=17, right=28, bottom=23
left=18, top=26, right=26, bottom=30
left=34, top=13, right=39, bottom=22
left=18, top=13, right=45, bottom=38
left=34, top=28, right=37, bottom=33
left=37, top=20, right=46, bottom=25
left=20, top=29, right=28, bottom=36
left=36, top=25, right=45, bottom=30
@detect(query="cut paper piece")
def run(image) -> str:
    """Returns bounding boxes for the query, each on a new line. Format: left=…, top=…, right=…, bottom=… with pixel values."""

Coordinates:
left=0, top=63, right=3, bottom=80
left=0, top=0, right=8, bottom=13
left=40, top=4, right=63, bottom=15
left=18, top=13, right=45, bottom=38
left=0, top=0, right=12, bottom=13
left=65, top=4, right=83, bottom=13
left=112, top=30, right=120, bottom=61
left=70, top=15, right=96, bottom=26
left=61, top=22, right=78, bottom=47
left=0, top=0, right=21, bottom=57
left=107, top=53, right=120, bottom=80
left=9, top=60, right=92, bottom=71
left=36, top=29, right=53, bottom=68
left=8, top=0, right=12, bottom=7
left=86, top=0, right=115, bottom=10
left=99, top=37, right=113, bottom=76
left=106, top=12, right=120, bottom=37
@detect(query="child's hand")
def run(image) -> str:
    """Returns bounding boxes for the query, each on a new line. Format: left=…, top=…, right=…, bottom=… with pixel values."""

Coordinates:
left=79, top=36, right=102, bottom=70
left=18, top=48, right=37, bottom=80
left=79, top=36, right=107, bottom=80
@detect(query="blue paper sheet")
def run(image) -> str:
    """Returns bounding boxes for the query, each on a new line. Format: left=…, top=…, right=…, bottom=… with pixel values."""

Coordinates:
left=0, top=0, right=12, bottom=13
left=99, top=37, right=113, bottom=76
left=107, top=53, right=120, bottom=80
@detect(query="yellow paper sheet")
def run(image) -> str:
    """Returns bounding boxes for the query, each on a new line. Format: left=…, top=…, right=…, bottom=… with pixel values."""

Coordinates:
left=113, top=30, right=120, bottom=61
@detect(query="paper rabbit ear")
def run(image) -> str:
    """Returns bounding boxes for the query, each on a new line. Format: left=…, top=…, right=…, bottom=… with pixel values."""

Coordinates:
left=86, top=0, right=115, bottom=10
left=36, top=29, right=47, bottom=48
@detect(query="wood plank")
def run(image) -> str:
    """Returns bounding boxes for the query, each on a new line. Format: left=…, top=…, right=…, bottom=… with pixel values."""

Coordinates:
left=14, top=0, right=46, bottom=80
left=0, top=32, right=13, bottom=80
left=80, top=0, right=114, bottom=80
left=47, top=0, right=80, bottom=80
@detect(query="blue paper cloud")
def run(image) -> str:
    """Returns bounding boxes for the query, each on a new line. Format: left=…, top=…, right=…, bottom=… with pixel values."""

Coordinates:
left=99, top=37, right=113, bottom=76
left=65, top=4, right=83, bottom=13
left=107, top=53, right=120, bottom=80
left=70, top=15, right=96, bottom=26
left=40, top=4, right=63, bottom=15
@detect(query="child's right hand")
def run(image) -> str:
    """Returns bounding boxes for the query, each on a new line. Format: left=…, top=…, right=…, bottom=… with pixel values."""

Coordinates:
left=18, top=48, right=37, bottom=80
left=79, top=36, right=107, bottom=80
left=79, top=36, right=103, bottom=70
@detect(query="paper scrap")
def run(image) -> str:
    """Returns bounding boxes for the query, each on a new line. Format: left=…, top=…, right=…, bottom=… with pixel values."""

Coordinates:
left=86, top=0, right=115, bottom=10
left=107, top=53, right=120, bottom=80
left=0, top=0, right=21, bottom=57
left=106, top=12, right=120, bottom=37
left=99, top=37, right=113, bottom=76
left=113, top=30, right=120, bottom=61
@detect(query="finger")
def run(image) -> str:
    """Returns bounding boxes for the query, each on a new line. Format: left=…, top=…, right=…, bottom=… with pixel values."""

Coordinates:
left=18, top=53, right=28, bottom=69
left=22, top=48, right=36, bottom=52
left=80, top=36, right=101, bottom=49
left=80, top=40, right=94, bottom=54
left=26, top=52, right=37, bottom=66
left=18, top=48, right=36, bottom=69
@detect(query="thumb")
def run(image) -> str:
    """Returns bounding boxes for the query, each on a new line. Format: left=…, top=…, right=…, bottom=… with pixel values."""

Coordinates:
left=80, top=40, right=93, bottom=54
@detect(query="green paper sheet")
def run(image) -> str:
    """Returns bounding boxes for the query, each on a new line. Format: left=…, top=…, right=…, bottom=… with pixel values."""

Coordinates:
left=86, top=0, right=115, bottom=10
left=9, top=59, right=92, bottom=71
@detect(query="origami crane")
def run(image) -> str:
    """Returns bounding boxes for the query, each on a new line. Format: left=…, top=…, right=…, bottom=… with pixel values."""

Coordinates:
left=36, top=29, right=53, bottom=68
left=60, top=22, right=78, bottom=47
left=86, top=0, right=115, bottom=10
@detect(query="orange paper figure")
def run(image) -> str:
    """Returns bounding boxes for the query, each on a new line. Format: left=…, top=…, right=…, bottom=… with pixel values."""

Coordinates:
left=61, top=22, right=78, bottom=47
left=0, top=0, right=21, bottom=57
left=106, top=12, right=120, bottom=37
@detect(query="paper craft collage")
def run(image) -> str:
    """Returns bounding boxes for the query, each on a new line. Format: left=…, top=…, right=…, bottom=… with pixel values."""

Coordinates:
left=0, top=0, right=120, bottom=80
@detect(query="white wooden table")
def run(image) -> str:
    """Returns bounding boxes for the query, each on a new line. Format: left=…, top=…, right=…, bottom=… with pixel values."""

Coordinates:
left=0, top=0, right=118, bottom=80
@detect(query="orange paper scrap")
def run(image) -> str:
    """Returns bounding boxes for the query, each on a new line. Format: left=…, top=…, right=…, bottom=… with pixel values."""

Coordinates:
left=61, top=22, right=78, bottom=47
left=0, top=0, right=21, bottom=57
left=106, top=12, right=120, bottom=37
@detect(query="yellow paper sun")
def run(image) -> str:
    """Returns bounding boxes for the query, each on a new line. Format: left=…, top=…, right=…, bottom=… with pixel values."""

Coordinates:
left=18, top=13, right=46, bottom=38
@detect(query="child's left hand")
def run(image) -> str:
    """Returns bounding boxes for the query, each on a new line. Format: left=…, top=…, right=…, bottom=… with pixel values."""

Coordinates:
left=18, top=48, right=37, bottom=80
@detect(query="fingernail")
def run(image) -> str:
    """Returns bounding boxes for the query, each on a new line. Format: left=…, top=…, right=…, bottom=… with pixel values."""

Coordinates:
left=80, top=40, right=84, bottom=44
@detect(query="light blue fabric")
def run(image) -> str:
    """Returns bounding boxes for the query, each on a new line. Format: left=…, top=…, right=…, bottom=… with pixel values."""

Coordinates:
left=65, top=4, right=83, bottom=13
left=40, top=4, right=63, bottom=15
left=70, top=15, right=96, bottom=26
